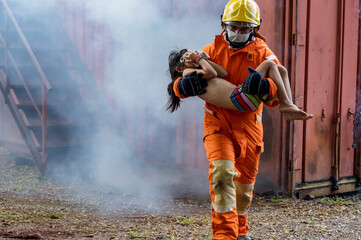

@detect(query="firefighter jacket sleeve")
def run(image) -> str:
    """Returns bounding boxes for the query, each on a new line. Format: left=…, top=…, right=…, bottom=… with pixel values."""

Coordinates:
left=173, top=77, right=187, bottom=99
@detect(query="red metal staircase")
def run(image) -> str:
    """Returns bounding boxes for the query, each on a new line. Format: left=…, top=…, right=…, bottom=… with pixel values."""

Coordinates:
left=0, top=0, right=104, bottom=174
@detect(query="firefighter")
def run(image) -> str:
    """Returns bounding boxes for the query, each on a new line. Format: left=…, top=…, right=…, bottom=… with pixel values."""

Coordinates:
left=172, top=0, right=287, bottom=239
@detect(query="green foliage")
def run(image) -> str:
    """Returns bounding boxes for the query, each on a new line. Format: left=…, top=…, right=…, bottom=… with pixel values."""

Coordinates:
left=5, top=214, right=30, bottom=220
left=128, top=225, right=149, bottom=238
left=176, top=216, right=193, bottom=225
left=318, top=195, right=358, bottom=205
left=12, top=185, right=24, bottom=191
left=50, top=213, right=60, bottom=219
left=269, top=197, right=289, bottom=203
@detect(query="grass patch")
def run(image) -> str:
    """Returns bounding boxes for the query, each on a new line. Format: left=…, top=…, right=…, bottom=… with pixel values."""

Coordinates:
left=318, top=195, right=358, bottom=206
left=128, top=225, right=149, bottom=238
left=269, top=197, right=289, bottom=203
left=50, top=213, right=61, bottom=219
left=176, top=216, right=193, bottom=225
left=12, top=185, right=24, bottom=191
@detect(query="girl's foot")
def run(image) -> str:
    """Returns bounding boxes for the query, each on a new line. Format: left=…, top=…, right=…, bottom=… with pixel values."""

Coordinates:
left=280, top=104, right=313, bottom=121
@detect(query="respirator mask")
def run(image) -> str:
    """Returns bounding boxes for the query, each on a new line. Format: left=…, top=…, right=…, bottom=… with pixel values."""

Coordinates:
left=225, top=25, right=253, bottom=49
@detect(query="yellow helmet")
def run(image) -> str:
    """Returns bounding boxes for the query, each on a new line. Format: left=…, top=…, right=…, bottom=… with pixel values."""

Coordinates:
left=222, top=0, right=261, bottom=27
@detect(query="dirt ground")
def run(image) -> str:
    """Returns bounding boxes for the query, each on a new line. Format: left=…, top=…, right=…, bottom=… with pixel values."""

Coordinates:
left=0, top=154, right=360, bottom=240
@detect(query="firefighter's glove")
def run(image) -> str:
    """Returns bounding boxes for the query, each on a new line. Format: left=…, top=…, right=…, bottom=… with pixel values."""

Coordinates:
left=242, top=67, right=270, bottom=101
left=177, top=71, right=208, bottom=97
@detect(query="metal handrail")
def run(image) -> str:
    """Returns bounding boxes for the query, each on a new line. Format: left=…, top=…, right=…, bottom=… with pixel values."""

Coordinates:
left=1, top=0, right=51, bottom=168
left=1, top=0, right=52, bottom=91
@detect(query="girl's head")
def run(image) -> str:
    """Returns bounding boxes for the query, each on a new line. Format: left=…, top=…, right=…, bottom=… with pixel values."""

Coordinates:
left=168, top=49, right=202, bottom=81
left=168, top=49, right=188, bottom=81
left=166, top=48, right=187, bottom=113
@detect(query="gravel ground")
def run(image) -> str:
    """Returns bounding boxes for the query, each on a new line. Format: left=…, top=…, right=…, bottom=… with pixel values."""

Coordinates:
left=0, top=154, right=360, bottom=240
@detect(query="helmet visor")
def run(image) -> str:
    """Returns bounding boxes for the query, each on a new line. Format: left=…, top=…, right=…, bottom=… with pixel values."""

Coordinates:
left=224, top=21, right=257, bottom=28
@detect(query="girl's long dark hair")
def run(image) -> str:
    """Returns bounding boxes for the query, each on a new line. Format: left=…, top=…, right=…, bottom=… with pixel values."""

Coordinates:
left=166, top=49, right=187, bottom=112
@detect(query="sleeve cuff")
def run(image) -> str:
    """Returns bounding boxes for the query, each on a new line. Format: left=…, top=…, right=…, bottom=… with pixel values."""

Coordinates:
left=173, top=77, right=187, bottom=99
left=266, top=77, right=278, bottom=100
left=265, top=77, right=280, bottom=107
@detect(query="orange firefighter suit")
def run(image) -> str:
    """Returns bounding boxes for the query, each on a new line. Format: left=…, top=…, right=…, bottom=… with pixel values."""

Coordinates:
left=175, top=34, right=280, bottom=240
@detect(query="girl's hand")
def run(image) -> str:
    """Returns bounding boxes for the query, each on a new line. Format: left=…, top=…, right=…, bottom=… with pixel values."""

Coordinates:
left=181, top=50, right=201, bottom=63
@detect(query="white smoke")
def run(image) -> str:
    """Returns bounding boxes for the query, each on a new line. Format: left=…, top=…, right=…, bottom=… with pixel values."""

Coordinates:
left=3, top=0, right=227, bottom=208
left=82, top=0, right=223, bottom=202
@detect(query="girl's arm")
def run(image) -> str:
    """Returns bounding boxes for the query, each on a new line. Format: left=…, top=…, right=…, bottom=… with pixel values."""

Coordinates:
left=182, top=51, right=217, bottom=80
left=207, top=60, right=227, bottom=78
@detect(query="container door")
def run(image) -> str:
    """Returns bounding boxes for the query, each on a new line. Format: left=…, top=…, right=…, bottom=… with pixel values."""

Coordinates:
left=302, top=0, right=339, bottom=183
left=338, top=0, right=359, bottom=178
left=291, top=0, right=360, bottom=197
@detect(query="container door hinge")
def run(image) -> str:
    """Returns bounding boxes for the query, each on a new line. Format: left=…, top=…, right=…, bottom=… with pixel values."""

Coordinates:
left=292, top=34, right=305, bottom=46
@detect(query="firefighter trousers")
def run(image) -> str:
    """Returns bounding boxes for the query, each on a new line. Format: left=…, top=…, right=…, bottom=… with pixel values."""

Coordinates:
left=204, top=126, right=263, bottom=240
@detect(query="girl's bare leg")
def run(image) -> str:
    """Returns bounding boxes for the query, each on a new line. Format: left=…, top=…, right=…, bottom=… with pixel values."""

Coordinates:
left=277, top=65, right=292, bottom=100
left=198, top=77, right=238, bottom=110
left=256, top=60, right=313, bottom=121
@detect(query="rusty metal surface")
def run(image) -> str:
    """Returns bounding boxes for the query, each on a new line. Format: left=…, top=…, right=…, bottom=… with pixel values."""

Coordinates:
left=289, top=0, right=360, bottom=193
left=338, top=0, right=359, bottom=178
left=302, top=0, right=339, bottom=182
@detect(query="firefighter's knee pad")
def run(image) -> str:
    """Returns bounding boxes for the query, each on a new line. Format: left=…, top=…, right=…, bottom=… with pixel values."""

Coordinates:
left=210, top=160, right=239, bottom=213
left=230, top=87, right=261, bottom=112
left=235, top=182, right=254, bottom=215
